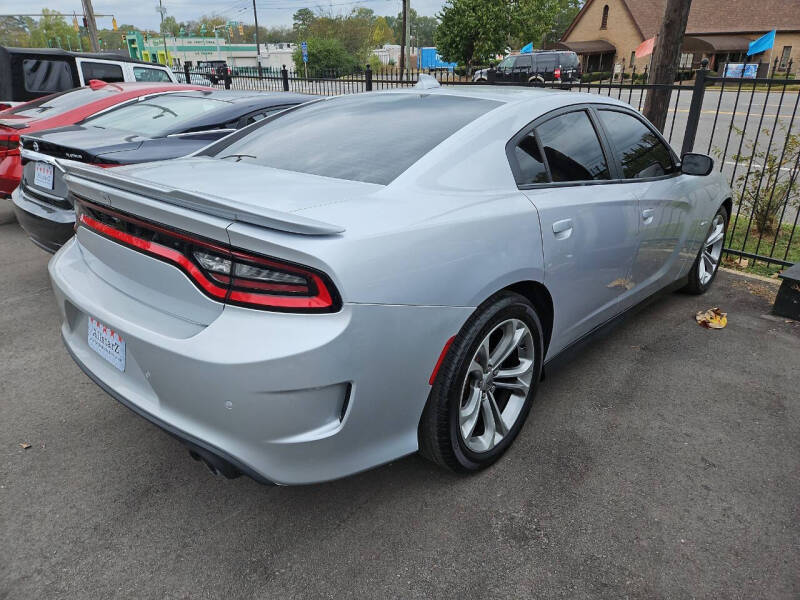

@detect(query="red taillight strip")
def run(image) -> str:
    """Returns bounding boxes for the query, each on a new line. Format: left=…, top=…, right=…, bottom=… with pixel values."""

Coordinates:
left=429, top=336, right=456, bottom=385
left=79, top=213, right=229, bottom=300
left=76, top=201, right=339, bottom=312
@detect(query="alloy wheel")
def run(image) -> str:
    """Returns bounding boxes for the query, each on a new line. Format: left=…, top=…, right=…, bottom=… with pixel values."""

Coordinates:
left=698, top=214, right=725, bottom=285
left=458, top=319, right=535, bottom=453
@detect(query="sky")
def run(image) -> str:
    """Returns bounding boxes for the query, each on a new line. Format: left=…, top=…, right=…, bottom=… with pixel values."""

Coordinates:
left=2, top=0, right=446, bottom=30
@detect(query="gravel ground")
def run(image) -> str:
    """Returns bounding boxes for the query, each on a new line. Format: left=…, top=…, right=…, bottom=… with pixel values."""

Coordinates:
left=1, top=202, right=798, bottom=599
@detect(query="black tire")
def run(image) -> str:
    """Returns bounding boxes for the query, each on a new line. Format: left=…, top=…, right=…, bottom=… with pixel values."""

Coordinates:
left=419, top=291, right=544, bottom=473
left=682, top=204, right=729, bottom=294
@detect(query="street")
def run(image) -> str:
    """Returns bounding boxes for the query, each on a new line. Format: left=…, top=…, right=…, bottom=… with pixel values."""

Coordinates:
left=2, top=203, right=798, bottom=599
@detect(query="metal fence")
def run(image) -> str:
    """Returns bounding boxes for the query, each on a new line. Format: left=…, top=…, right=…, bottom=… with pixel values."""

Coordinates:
left=174, top=59, right=800, bottom=271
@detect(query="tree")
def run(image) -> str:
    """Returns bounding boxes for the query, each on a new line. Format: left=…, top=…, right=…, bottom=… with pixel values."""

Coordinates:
left=0, top=16, right=35, bottom=47
left=386, top=9, right=438, bottom=47
left=292, top=37, right=357, bottom=75
left=160, top=15, right=180, bottom=37
left=29, top=9, right=82, bottom=51
left=293, top=8, right=316, bottom=37
left=371, top=16, right=394, bottom=47
left=435, top=0, right=511, bottom=73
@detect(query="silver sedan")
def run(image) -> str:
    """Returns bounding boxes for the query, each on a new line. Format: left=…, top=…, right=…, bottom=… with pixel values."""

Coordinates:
left=48, top=86, right=731, bottom=484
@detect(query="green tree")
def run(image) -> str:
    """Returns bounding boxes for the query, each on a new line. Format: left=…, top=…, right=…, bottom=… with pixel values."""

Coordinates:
left=29, top=9, right=82, bottom=51
left=292, top=37, right=357, bottom=75
left=293, top=8, right=316, bottom=37
left=435, top=0, right=511, bottom=73
left=160, top=15, right=180, bottom=37
left=0, top=16, right=36, bottom=47
left=371, top=16, right=394, bottom=47
left=387, top=9, right=439, bottom=47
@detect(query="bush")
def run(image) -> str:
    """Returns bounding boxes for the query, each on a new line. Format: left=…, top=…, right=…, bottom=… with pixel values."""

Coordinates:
left=674, top=69, right=693, bottom=81
left=581, top=71, right=611, bottom=82
left=292, top=38, right=357, bottom=76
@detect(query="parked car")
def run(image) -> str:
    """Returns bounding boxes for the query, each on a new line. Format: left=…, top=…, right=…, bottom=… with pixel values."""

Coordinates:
left=0, top=46, right=177, bottom=108
left=195, top=60, right=232, bottom=84
left=13, top=90, right=313, bottom=251
left=48, top=85, right=731, bottom=485
left=473, top=50, right=582, bottom=83
left=0, top=81, right=210, bottom=199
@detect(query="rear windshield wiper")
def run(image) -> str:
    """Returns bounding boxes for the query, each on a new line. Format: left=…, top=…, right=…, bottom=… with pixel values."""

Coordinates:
left=219, top=153, right=256, bottom=162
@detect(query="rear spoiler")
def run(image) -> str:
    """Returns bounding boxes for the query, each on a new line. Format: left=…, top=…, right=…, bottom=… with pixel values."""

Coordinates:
left=59, top=160, right=345, bottom=236
left=0, top=119, right=29, bottom=130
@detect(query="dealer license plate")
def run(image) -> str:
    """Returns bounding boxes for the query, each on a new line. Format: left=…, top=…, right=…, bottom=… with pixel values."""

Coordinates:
left=34, top=161, right=54, bottom=189
left=88, top=317, right=126, bottom=372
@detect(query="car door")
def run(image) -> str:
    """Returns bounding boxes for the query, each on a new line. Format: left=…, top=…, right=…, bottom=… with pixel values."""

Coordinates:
left=509, top=107, right=640, bottom=356
left=593, top=108, right=693, bottom=299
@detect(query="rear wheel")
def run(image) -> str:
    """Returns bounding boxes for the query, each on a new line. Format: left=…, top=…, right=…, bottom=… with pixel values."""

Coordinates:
left=419, top=291, right=544, bottom=473
left=683, top=204, right=728, bottom=294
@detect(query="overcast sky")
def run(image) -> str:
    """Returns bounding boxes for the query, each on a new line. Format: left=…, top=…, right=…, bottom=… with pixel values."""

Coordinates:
left=3, top=0, right=446, bottom=30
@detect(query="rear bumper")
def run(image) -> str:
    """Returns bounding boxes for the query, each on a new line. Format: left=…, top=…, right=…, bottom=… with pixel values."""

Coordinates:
left=12, top=186, right=74, bottom=253
left=49, top=237, right=472, bottom=484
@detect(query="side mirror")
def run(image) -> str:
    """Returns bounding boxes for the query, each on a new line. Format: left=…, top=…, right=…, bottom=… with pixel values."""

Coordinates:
left=681, top=153, right=714, bottom=176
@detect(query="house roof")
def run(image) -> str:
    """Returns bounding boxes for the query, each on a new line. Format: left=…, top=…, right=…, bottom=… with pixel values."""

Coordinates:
left=561, top=0, right=800, bottom=43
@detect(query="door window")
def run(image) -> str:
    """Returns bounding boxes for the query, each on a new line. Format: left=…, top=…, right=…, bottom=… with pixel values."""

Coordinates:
left=80, top=61, right=125, bottom=83
left=22, top=59, right=74, bottom=93
left=596, top=110, right=676, bottom=179
left=133, top=66, right=172, bottom=82
left=535, top=110, right=610, bottom=182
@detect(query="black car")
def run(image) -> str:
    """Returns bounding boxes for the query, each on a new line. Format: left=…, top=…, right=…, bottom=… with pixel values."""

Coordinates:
left=473, top=50, right=581, bottom=84
left=12, top=90, right=314, bottom=252
left=195, top=60, right=232, bottom=85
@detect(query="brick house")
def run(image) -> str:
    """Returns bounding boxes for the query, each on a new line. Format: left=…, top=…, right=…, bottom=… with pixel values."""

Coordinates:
left=558, top=0, right=800, bottom=74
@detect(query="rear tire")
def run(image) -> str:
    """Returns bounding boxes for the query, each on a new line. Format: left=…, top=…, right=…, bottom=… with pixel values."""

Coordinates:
left=419, top=291, right=544, bottom=473
left=683, top=204, right=728, bottom=294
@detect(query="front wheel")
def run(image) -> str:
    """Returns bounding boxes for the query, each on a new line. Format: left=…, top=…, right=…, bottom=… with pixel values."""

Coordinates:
left=683, top=204, right=728, bottom=294
left=419, top=291, right=544, bottom=473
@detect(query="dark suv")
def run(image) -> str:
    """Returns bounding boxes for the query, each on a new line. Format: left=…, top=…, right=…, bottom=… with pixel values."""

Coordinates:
left=195, top=60, right=232, bottom=84
left=473, top=51, right=581, bottom=84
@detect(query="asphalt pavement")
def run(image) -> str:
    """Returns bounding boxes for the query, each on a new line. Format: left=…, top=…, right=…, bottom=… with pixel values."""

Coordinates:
left=1, top=202, right=799, bottom=599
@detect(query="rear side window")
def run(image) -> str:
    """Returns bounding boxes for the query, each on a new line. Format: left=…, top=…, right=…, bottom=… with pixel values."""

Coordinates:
left=80, top=61, right=124, bottom=83
left=210, top=94, right=501, bottom=185
left=597, top=110, right=676, bottom=178
left=534, top=55, right=557, bottom=72
left=535, top=110, right=610, bottom=182
left=133, top=66, right=171, bottom=82
left=22, top=59, right=74, bottom=93
left=514, top=133, right=549, bottom=184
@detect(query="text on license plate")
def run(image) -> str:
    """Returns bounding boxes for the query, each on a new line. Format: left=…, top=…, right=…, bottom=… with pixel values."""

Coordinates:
left=88, top=317, right=126, bottom=372
left=34, top=161, right=54, bottom=189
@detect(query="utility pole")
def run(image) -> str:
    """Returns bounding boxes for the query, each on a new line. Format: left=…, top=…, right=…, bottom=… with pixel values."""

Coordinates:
left=156, top=0, right=170, bottom=66
left=399, top=0, right=408, bottom=74
left=643, top=0, right=692, bottom=132
left=253, top=0, right=263, bottom=76
left=80, top=0, right=100, bottom=52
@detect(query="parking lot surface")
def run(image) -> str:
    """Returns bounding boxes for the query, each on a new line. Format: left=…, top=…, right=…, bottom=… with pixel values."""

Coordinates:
left=1, top=204, right=798, bottom=599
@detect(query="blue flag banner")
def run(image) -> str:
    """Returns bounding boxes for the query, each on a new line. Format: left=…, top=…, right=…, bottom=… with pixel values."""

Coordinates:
left=747, top=30, right=776, bottom=56
left=520, top=42, right=533, bottom=54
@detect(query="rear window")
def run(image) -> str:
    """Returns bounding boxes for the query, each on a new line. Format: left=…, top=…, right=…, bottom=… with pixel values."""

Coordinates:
left=559, top=53, right=579, bottom=68
left=84, top=94, right=226, bottom=137
left=209, top=94, right=501, bottom=185
left=5, top=86, right=119, bottom=118
left=22, top=59, right=74, bottom=93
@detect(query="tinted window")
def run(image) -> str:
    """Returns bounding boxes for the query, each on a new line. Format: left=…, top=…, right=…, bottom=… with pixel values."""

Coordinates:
left=133, top=66, right=171, bottom=82
left=211, top=94, right=501, bottom=185
left=84, top=94, right=227, bottom=137
left=514, top=55, right=532, bottom=68
left=5, top=87, right=119, bottom=118
left=559, top=52, right=579, bottom=68
left=22, top=59, right=74, bottom=93
left=80, top=61, right=124, bottom=83
left=597, top=110, right=675, bottom=178
left=536, top=110, right=610, bottom=182
left=514, top=133, right=549, bottom=184
left=534, top=55, right=557, bottom=71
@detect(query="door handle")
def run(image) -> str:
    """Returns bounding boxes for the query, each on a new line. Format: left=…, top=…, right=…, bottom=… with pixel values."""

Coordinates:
left=642, top=209, right=655, bottom=225
left=552, top=218, right=573, bottom=240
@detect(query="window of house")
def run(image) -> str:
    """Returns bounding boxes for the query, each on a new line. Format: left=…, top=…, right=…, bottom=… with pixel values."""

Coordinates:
left=780, top=46, right=792, bottom=70
left=630, top=51, right=635, bottom=67
left=535, top=110, right=610, bottom=182
left=601, top=5, right=609, bottom=29
left=80, top=61, right=125, bottom=83
left=597, top=110, right=676, bottom=179
left=679, top=53, right=693, bottom=68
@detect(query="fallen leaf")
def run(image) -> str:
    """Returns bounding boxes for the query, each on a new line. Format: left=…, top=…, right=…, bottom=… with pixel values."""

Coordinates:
left=607, top=278, right=635, bottom=291
left=696, top=307, right=728, bottom=329
left=19, top=442, right=31, bottom=449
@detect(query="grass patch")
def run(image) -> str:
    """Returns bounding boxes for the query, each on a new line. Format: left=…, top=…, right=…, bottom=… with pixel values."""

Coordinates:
left=724, top=218, right=799, bottom=276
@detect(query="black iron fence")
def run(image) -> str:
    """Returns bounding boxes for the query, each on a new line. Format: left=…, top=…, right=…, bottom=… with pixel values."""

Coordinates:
left=173, top=59, right=799, bottom=272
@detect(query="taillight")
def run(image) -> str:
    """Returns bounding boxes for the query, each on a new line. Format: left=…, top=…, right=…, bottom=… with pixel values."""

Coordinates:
left=554, top=67, right=561, bottom=80
left=0, top=133, right=20, bottom=158
left=75, top=199, right=340, bottom=313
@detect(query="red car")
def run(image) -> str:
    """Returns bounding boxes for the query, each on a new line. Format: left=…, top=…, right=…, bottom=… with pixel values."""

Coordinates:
left=0, top=80, right=210, bottom=198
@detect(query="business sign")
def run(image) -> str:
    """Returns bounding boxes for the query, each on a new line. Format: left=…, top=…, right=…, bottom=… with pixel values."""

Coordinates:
left=301, top=41, right=308, bottom=63
left=723, top=63, right=758, bottom=79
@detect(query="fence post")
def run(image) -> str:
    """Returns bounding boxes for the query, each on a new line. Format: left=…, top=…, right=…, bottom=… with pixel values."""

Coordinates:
left=281, top=64, right=289, bottom=91
left=183, top=63, right=191, bottom=85
left=224, top=71, right=231, bottom=90
left=680, top=58, right=709, bottom=157
left=365, top=64, right=372, bottom=91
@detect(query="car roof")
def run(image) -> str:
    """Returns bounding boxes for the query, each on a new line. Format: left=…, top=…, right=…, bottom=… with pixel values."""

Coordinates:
left=160, top=90, right=314, bottom=105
